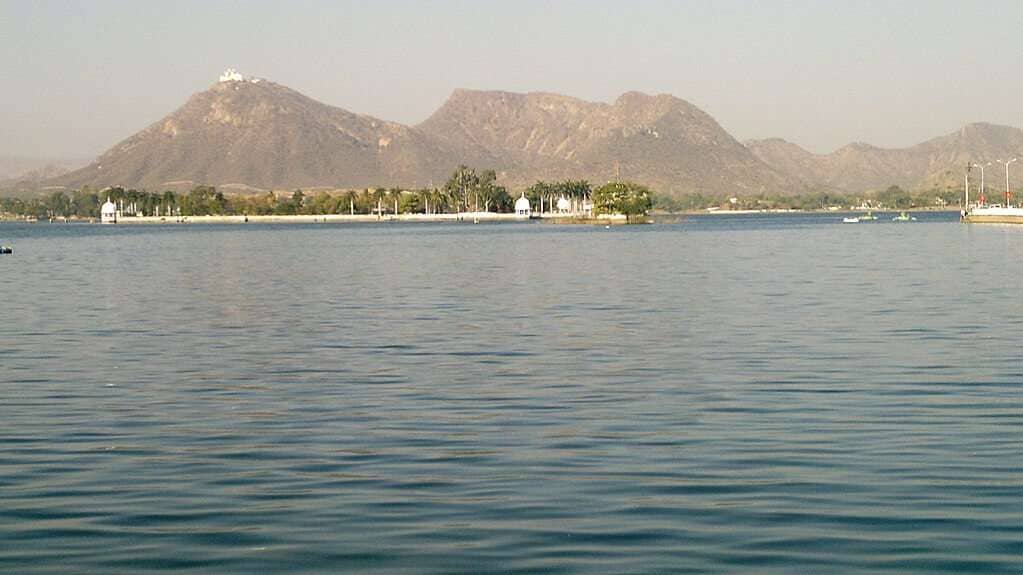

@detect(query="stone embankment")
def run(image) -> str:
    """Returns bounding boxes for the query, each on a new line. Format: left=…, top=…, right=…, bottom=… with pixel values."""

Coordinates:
left=105, top=213, right=629, bottom=224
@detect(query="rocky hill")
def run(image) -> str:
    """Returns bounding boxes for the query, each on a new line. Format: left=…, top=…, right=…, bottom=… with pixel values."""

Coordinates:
left=34, top=71, right=1023, bottom=198
left=44, top=73, right=800, bottom=197
left=53, top=74, right=463, bottom=191
left=0, top=156, right=89, bottom=195
left=418, top=89, right=798, bottom=195
left=747, top=123, right=1023, bottom=194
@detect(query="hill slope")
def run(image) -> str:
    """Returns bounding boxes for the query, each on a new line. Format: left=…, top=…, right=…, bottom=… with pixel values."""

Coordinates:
left=747, top=123, right=1023, bottom=194
left=419, top=89, right=799, bottom=195
left=38, top=72, right=1022, bottom=198
left=54, top=75, right=462, bottom=191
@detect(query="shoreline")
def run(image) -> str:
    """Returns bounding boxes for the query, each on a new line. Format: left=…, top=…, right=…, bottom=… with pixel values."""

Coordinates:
left=0, top=208, right=961, bottom=225
left=52, top=212, right=631, bottom=225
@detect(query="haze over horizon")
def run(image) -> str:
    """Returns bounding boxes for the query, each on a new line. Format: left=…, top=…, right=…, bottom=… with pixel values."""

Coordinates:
left=3, top=0, right=1022, bottom=159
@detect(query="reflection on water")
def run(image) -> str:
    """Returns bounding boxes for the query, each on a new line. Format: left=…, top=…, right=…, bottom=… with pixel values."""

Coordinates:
left=2, top=212, right=1023, bottom=573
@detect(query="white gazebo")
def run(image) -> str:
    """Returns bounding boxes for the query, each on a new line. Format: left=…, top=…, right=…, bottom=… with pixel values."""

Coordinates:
left=556, top=196, right=571, bottom=214
left=100, top=198, right=118, bottom=224
left=515, top=193, right=532, bottom=217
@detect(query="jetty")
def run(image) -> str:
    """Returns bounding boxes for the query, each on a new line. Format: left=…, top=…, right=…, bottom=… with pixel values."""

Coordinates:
left=963, top=206, right=1023, bottom=224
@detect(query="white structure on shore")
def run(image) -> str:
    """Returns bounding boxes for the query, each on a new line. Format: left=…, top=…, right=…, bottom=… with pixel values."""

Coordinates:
left=515, top=193, right=532, bottom=217
left=556, top=196, right=571, bottom=214
left=100, top=198, right=118, bottom=224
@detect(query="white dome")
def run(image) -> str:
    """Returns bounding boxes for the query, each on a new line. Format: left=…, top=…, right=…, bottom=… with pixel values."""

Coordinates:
left=515, top=195, right=531, bottom=212
left=101, top=199, right=117, bottom=214
left=556, top=196, right=571, bottom=210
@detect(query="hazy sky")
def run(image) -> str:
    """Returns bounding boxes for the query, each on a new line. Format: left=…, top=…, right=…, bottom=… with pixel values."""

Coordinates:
left=3, top=0, right=1021, bottom=158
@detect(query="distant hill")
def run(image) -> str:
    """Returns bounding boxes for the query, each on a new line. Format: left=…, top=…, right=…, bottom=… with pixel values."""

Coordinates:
left=52, top=75, right=464, bottom=192
left=0, top=156, right=90, bottom=196
left=747, top=123, right=1023, bottom=194
left=40, top=73, right=800, bottom=197
left=0, top=156, right=89, bottom=180
left=418, top=89, right=798, bottom=196
left=21, top=71, right=1023, bottom=199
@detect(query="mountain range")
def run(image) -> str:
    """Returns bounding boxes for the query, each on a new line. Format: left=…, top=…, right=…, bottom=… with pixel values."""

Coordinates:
left=745, top=122, right=1023, bottom=194
left=16, top=72, right=1023, bottom=198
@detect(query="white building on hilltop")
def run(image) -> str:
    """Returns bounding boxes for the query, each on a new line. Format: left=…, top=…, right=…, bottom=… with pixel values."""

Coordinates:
left=219, top=68, right=244, bottom=83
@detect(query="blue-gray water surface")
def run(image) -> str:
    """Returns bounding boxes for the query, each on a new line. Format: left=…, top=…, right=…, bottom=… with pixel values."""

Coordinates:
left=2, top=212, right=1023, bottom=573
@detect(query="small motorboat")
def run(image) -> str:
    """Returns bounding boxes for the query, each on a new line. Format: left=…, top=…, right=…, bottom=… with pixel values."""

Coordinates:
left=843, top=217, right=860, bottom=223
left=859, top=212, right=878, bottom=221
left=892, top=211, right=916, bottom=222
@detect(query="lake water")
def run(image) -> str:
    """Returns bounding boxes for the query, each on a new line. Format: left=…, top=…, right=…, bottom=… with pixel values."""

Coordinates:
left=3, top=212, right=1023, bottom=573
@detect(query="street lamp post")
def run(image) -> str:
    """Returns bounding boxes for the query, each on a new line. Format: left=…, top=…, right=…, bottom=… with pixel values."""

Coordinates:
left=998, top=158, right=1018, bottom=207
left=965, top=164, right=971, bottom=210
left=972, top=162, right=990, bottom=205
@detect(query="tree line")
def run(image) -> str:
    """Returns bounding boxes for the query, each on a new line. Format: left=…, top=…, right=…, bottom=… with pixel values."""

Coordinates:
left=0, top=166, right=657, bottom=219
left=653, top=185, right=969, bottom=212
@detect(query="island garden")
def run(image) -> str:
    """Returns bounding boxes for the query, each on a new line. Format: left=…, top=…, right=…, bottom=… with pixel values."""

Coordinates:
left=0, top=166, right=655, bottom=222
left=0, top=166, right=966, bottom=221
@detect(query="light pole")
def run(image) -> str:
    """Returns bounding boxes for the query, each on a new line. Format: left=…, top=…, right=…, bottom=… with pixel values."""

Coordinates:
left=998, top=158, right=1018, bottom=207
left=972, top=162, right=990, bottom=205
left=965, top=164, right=971, bottom=212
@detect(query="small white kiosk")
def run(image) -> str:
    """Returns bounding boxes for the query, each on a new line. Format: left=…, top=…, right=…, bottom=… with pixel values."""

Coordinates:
left=556, top=196, right=571, bottom=214
left=515, top=193, right=532, bottom=217
left=100, top=198, right=118, bottom=224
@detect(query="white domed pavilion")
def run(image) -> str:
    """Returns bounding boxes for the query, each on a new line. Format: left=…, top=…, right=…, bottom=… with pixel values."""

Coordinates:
left=100, top=198, right=118, bottom=224
left=515, top=193, right=531, bottom=217
left=556, top=196, right=571, bottom=213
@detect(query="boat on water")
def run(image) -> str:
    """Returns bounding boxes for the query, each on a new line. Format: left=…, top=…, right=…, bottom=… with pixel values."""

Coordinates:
left=858, top=212, right=878, bottom=221
left=963, top=205, right=1023, bottom=224
left=892, top=211, right=916, bottom=222
left=842, top=217, right=860, bottom=223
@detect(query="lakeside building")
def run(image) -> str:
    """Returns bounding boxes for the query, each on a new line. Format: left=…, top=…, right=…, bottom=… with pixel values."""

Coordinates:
left=100, top=198, right=118, bottom=224
left=556, top=196, right=571, bottom=214
left=515, top=193, right=531, bottom=216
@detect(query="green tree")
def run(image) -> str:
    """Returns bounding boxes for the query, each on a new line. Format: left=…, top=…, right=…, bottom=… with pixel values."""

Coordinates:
left=46, top=191, right=70, bottom=218
left=475, top=170, right=510, bottom=212
left=72, top=188, right=100, bottom=217
left=526, top=181, right=553, bottom=213
left=593, top=181, right=653, bottom=221
left=445, top=166, right=480, bottom=212
left=400, top=192, right=421, bottom=214
left=388, top=187, right=404, bottom=214
left=879, top=185, right=912, bottom=209
left=160, top=190, right=179, bottom=216
left=344, top=190, right=357, bottom=215
left=371, top=188, right=387, bottom=216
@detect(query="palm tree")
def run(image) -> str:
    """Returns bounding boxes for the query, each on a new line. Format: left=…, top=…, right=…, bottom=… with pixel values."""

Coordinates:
left=344, top=190, right=357, bottom=215
left=372, top=188, right=387, bottom=218
left=415, top=188, right=430, bottom=214
left=428, top=188, right=444, bottom=214
left=389, top=187, right=403, bottom=216
left=527, top=181, right=550, bottom=215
